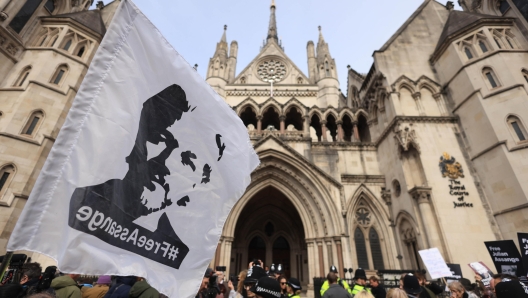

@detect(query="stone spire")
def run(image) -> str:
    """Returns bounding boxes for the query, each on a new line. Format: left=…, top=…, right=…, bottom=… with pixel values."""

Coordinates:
left=318, top=25, right=325, bottom=43
left=267, top=0, right=278, bottom=44
left=221, top=24, right=227, bottom=43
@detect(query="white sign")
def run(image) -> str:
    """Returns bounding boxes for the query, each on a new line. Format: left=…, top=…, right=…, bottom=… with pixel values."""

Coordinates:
left=419, top=248, right=453, bottom=279
left=7, top=0, right=259, bottom=297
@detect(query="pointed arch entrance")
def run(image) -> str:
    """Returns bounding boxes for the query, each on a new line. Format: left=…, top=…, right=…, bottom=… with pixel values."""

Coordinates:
left=231, top=186, right=306, bottom=280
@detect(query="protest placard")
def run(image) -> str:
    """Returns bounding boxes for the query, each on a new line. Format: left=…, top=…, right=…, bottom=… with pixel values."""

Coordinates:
left=468, top=261, right=494, bottom=288
left=484, top=240, right=525, bottom=278
left=518, top=233, right=528, bottom=277
left=418, top=248, right=453, bottom=279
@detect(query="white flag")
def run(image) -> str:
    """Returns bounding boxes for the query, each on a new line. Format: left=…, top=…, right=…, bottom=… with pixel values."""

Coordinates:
left=7, top=1, right=259, bottom=296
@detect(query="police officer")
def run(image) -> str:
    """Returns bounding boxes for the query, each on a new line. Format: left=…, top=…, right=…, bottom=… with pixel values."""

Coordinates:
left=286, top=277, right=302, bottom=298
left=351, top=268, right=371, bottom=296
left=320, top=266, right=352, bottom=296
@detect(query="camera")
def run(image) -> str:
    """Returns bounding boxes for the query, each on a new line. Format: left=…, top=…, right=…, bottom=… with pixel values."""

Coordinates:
left=216, top=266, right=226, bottom=272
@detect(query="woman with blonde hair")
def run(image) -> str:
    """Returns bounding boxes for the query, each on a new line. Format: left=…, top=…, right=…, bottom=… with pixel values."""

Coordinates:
left=448, top=281, right=468, bottom=298
left=386, top=288, right=410, bottom=298
left=228, top=270, right=247, bottom=298
left=354, top=290, right=375, bottom=298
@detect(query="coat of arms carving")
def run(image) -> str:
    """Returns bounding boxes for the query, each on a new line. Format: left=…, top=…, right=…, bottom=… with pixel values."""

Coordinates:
left=439, top=152, right=464, bottom=179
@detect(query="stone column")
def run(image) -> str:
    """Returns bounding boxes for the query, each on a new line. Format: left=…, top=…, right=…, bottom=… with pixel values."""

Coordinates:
left=257, top=116, right=262, bottom=133
left=412, top=92, right=426, bottom=116
left=352, top=121, right=360, bottom=141
left=337, top=120, right=344, bottom=141
left=304, top=115, right=311, bottom=136
left=307, top=241, right=317, bottom=283
left=334, top=237, right=345, bottom=278
left=325, top=239, right=333, bottom=271
left=434, top=93, right=448, bottom=116
left=321, top=120, right=328, bottom=142
left=214, top=238, right=223, bottom=267
left=409, top=187, right=446, bottom=258
left=223, top=237, right=233, bottom=274
left=279, top=115, right=286, bottom=134
left=381, top=189, right=404, bottom=269
left=317, top=241, right=325, bottom=277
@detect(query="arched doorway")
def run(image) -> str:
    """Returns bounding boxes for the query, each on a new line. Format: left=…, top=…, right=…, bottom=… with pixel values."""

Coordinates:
left=231, top=186, right=306, bottom=281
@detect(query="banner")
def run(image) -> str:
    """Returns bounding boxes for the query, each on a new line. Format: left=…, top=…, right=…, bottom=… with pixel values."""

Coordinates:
left=519, top=233, right=528, bottom=277
left=468, top=262, right=494, bottom=288
left=484, top=240, right=525, bottom=278
left=446, top=264, right=463, bottom=280
left=418, top=248, right=453, bottom=279
left=7, top=0, right=259, bottom=297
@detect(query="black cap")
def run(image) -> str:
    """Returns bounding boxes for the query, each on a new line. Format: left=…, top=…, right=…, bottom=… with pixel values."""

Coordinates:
left=204, top=268, right=214, bottom=277
left=354, top=268, right=367, bottom=280
left=330, top=265, right=338, bottom=273
left=249, top=277, right=282, bottom=298
left=403, top=274, right=423, bottom=295
left=495, top=280, right=528, bottom=298
left=245, top=266, right=268, bottom=284
left=287, top=278, right=302, bottom=291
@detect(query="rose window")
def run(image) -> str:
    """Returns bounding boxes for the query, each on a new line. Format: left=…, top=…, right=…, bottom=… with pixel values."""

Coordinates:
left=257, top=60, right=287, bottom=83
left=356, top=208, right=371, bottom=226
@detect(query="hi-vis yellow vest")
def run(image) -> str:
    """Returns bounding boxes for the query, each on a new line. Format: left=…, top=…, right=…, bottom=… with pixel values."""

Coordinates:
left=320, top=278, right=352, bottom=296
left=351, top=284, right=371, bottom=296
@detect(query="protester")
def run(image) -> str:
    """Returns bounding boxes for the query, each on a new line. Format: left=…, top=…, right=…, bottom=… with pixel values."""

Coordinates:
left=494, top=279, right=528, bottom=298
left=321, top=266, right=352, bottom=296
left=386, top=288, right=409, bottom=298
left=401, top=274, right=422, bottom=298
left=286, top=277, right=302, bottom=298
left=51, top=273, right=81, bottom=298
left=232, top=270, right=247, bottom=298
left=278, top=276, right=287, bottom=296
left=399, top=274, right=407, bottom=290
left=128, top=279, right=159, bottom=298
left=196, top=269, right=213, bottom=298
left=103, top=276, right=136, bottom=298
left=249, top=276, right=282, bottom=298
left=244, top=266, right=268, bottom=298
left=351, top=269, right=371, bottom=296
left=8, top=262, right=56, bottom=297
left=322, top=272, right=351, bottom=298
left=81, top=275, right=111, bottom=298
left=368, top=276, right=386, bottom=298
left=448, top=281, right=467, bottom=298
left=414, top=272, right=443, bottom=298
left=459, top=278, right=479, bottom=298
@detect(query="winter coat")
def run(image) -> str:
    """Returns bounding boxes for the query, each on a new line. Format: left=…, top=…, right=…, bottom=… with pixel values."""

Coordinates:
left=370, top=285, right=387, bottom=298
left=322, top=284, right=352, bottom=298
left=103, top=276, right=137, bottom=298
left=129, top=281, right=159, bottom=298
left=51, top=276, right=82, bottom=298
left=420, top=282, right=444, bottom=298
left=82, top=284, right=110, bottom=298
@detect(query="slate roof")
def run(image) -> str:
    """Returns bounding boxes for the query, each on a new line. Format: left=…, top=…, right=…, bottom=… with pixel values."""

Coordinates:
left=43, top=10, right=106, bottom=36
left=433, top=10, right=512, bottom=55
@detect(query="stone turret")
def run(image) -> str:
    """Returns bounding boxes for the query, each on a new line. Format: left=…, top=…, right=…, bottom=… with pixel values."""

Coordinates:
left=307, top=40, right=316, bottom=83
left=315, top=26, right=340, bottom=107
left=206, top=25, right=230, bottom=96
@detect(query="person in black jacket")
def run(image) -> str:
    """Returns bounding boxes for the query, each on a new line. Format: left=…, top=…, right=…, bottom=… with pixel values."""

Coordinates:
left=368, top=276, right=386, bottom=298
left=414, top=272, right=444, bottom=298
left=103, top=276, right=137, bottom=298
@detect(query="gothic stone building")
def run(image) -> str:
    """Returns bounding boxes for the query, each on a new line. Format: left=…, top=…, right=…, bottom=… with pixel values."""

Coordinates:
left=1, top=0, right=528, bottom=295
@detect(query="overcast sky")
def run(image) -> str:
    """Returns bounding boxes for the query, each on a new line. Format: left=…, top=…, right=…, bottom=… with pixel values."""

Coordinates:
left=94, top=0, right=461, bottom=92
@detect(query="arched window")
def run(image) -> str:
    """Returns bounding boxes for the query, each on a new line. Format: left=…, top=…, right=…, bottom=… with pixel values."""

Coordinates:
left=523, top=70, right=528, bottom=83
left=325, top=61, right=330, bottom=77
left=483, top=68, right=500, bottom=89
left=0, top=165, right=15, bottom=198
left=479, top=40, right=488, bottom=53
left=261, top=107, right=280, bottom=131
left=297, top=77, right=303, bottom=84
left=49, top=35, right=59, bottom=47
left=507, top=116, right=527, bottom=142
left=494, top=37, right=502, bottom=49
left=14, top=66, right=31, bottom=87
left=354, top=227, right=369, bottom=269
left=22, top=111, right=44, bottom=136
left=76, top=46, right=85, bottom=58
left=342, top=114, right=353, bottom=142
left=392, top=180, right=401, bottom=197
left=239, top=107, right=257, bottom=129
left=285, top=107, right=303, bottom=131
left=357, top=114, right=371, bottom=142
left=326, top=114, right=337, bottom=142
left=464, top=47, right=474, bottom=59
left=310, top=114, right=322, bottom=142
left=44, top=0, right=56, bottom=13
left=51, top=65, right=68, bottom=85
left=240, top=76, right=246, bottom=84
left=63, top=39, right=73, bottom=51
left=8, top=0, right=41, bottom=33
left=248, top=236, right=266, bottom=264
left=369, top=228, right=385, bottom=270
left=506, top=37, right=515, bottom=49
left=38, top=34, right=48, bottom=47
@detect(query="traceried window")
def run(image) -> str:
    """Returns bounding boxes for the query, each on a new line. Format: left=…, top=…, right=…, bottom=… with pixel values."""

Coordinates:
left=507, top=116, right=527, bottom=142
left=354, top=227, right=369, bottom=269
left=14, top=66, right=31, bottom=87
left=369, top=228, right=385, bottom=269
left=63, top=39, right=72, bottom=51
left=76, top=46, right=86, bottom=58
left=8, top=0, right=41, bottom=33
left=483, top=68, right=500, bottom=89
left=464, top=47, right=474, bottom=59
left=22, top=111, right=43, bottom=136
left=0, top=165, right=15, bottom=197
left=506, top=37, right=515, bottom=49
left=52, top=65, right=68, bottom=85
left=494, top=37, right=502, bottom=49
left=479, top=40, right=488, bottom=53
left=325, top=61, right=330, bottom=77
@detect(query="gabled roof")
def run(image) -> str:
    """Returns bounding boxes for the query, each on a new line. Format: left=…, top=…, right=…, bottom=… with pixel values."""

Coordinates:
left=43, top=10, right=106, bottom=36
left=432, top=10, right=514, bottom=59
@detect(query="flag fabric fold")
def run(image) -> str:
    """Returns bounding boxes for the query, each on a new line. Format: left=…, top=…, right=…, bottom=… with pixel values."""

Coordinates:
left=7, top=1, right=259, bottom=296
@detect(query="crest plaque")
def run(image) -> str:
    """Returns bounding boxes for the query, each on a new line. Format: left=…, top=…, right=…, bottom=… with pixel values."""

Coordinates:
left=439, top=152, right=464, bottom=179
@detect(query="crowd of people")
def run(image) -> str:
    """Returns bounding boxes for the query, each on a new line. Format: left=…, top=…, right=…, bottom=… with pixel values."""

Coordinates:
left=1, top=260, right=527, bottom=298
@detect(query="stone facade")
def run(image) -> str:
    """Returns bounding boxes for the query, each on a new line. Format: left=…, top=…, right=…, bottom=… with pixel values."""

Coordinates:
left=0, top=0, right=527, bottom=296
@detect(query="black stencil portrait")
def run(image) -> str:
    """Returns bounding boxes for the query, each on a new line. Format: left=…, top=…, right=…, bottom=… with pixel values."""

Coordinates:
left=68, top=84, right=225, bottom=269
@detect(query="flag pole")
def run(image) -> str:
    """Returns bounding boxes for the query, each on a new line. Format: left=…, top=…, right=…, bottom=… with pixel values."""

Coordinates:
left=0, top=251, right=13, bottom=282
